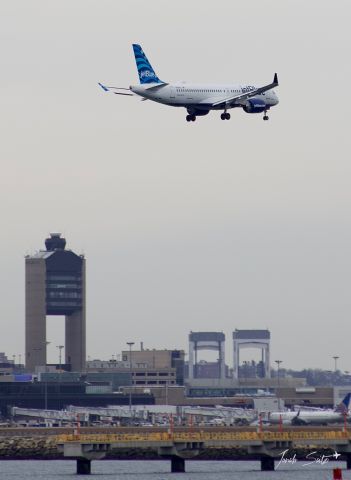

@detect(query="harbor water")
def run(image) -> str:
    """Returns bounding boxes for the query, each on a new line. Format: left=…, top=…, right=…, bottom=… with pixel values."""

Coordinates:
left=0, top=460, right=350, bottom=480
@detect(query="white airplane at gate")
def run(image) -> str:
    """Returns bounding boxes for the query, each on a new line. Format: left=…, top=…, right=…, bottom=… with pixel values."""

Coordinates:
left=99, top=44, right=279, bottom=122
left=269, top=393, right=351, bottom=426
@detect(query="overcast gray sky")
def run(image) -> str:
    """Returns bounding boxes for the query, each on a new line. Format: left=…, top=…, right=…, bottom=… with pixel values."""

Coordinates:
left=1, top=0, right=351, bottom=371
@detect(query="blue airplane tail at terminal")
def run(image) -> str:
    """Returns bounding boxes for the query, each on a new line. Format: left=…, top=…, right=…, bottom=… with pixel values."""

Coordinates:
left=335, top=393, right=351, bottom=413
left=132, top=44, right=163, bottom=84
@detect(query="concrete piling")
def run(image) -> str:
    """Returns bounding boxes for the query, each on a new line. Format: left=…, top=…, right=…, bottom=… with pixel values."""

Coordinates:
left=171, top=456, right=185, bottom=473
left=260, top=456, right=275, bottom=471
left=77, top=458, right=91, bottom=475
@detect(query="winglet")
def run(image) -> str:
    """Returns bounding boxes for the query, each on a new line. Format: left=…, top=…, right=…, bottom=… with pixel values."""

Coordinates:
left=273, top=73, right=279, bottom=86
left=98, top=82, right=109, bottom=92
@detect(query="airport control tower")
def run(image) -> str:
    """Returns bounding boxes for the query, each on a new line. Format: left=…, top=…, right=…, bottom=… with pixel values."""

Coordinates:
left=25, top=234, right=86, bottom=372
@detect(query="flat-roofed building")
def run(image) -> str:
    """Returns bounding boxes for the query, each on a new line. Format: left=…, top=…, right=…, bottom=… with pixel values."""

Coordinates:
left=121, top=348, right=185, bottom=385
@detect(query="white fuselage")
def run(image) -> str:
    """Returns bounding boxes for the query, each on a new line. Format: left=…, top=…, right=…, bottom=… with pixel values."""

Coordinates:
left=269, top=410, right=348, bottom=426
left=130, top=83, right=279, bottom=111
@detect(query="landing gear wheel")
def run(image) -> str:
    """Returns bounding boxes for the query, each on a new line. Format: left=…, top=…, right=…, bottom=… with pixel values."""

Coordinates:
left=186, top=114, right=196, bottom=122
left=225, top=112, right=231, bottom=120
left=221, top=113, right=226, bottom=120
left=263, top=115, right=269, bottom=121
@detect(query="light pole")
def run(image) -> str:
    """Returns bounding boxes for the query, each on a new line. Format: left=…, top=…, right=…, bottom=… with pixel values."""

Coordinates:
left=56, top=345, right=64, bottom=372
left=333, top=356, right=339, bottom=372
left=165, top=375, right=170, bottom=405
left=33, top=347, right=42, bottom=370
left=275, top=360, right=283, bottom=410
left=44, top=341, right=50, bottom=410
left=126, top=342, right=135, bottom=420
left=56, top=345, right=64, bottom=407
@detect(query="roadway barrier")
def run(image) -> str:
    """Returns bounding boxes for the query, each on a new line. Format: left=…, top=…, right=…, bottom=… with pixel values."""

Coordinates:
left=56, top=429, right=350, bottom=444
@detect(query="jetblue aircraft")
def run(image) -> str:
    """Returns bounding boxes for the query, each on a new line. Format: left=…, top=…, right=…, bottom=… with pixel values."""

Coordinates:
left=99, top=44, right=279, bottom=122
left=269, top=393, right=351, bottom=426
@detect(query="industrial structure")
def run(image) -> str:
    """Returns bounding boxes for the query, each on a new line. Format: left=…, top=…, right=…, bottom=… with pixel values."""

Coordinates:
left=25, top=234, right=86, bottom=372
left=188, top=332, right=225, bottom=380
left=233, top=329, right=271, bottom=379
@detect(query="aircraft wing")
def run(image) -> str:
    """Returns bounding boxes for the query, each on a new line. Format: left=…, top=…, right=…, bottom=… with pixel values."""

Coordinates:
left=211, top=73, right=278, bottom=108
left=290, top=410, right=310, bottom=426
left=291, top=416, right=309, bottom=426
left=98, top=83, right=134, bottom=96
left=293, top=405, right=323, bottom=412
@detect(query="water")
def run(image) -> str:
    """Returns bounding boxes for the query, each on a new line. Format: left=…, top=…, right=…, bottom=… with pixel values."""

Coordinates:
left=0, top=460, right=350, bottom=480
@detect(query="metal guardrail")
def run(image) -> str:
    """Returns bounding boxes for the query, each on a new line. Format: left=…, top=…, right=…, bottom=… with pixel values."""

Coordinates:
left=56, top=430, right=350, bottom=444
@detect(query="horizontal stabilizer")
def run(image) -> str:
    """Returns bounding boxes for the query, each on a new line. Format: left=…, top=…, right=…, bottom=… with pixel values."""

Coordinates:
left=98, top=82, right=109, bottom=92
left=113, top=91, right=133, bottom=96
left=98, top=83, right=133, bottom=96
left=144, top=82, right=168, bottom=90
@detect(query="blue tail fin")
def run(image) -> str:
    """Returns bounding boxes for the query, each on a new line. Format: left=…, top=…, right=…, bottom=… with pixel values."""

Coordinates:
left=335, top=393, right=351, bottom=413
left=132, top=44, right=163, bottom=84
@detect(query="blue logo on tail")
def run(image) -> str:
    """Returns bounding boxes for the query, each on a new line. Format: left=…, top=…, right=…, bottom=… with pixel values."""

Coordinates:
left=336, top=393, right=351, bottom=413
left=132, top=44, right=163, bottom=84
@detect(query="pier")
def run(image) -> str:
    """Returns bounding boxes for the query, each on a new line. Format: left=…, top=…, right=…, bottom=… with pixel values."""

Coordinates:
left=56, top=428, right=351, bottom=474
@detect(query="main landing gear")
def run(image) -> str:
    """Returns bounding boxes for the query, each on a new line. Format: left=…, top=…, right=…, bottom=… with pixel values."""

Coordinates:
left=220, top=112, right=231, bottom=120
left=186, top=114, right=196, bottom=122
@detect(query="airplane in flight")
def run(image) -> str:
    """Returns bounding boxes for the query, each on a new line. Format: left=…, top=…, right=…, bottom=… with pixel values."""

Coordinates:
left=99, top=44, right=279, bottom=122
left=268, top=393, right=351, bottom=426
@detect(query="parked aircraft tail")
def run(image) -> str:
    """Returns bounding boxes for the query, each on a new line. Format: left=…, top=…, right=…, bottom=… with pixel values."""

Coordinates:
left=132, top=44, right=163, bottom=84
left=335, top=393, right=351, bottom=414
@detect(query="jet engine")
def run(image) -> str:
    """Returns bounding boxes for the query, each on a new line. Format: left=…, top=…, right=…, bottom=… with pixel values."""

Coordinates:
left=187, top=108, right=209, bottom=116
left=243, top=98, right=267, bottom=114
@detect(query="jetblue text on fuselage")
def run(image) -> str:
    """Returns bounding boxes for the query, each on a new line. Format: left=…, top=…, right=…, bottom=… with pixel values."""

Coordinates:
left=242, top=86, right=256, bottom=93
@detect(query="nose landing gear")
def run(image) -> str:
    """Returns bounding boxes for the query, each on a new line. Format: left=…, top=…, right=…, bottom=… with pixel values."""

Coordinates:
left=263, top=110, right=269, bottom=121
